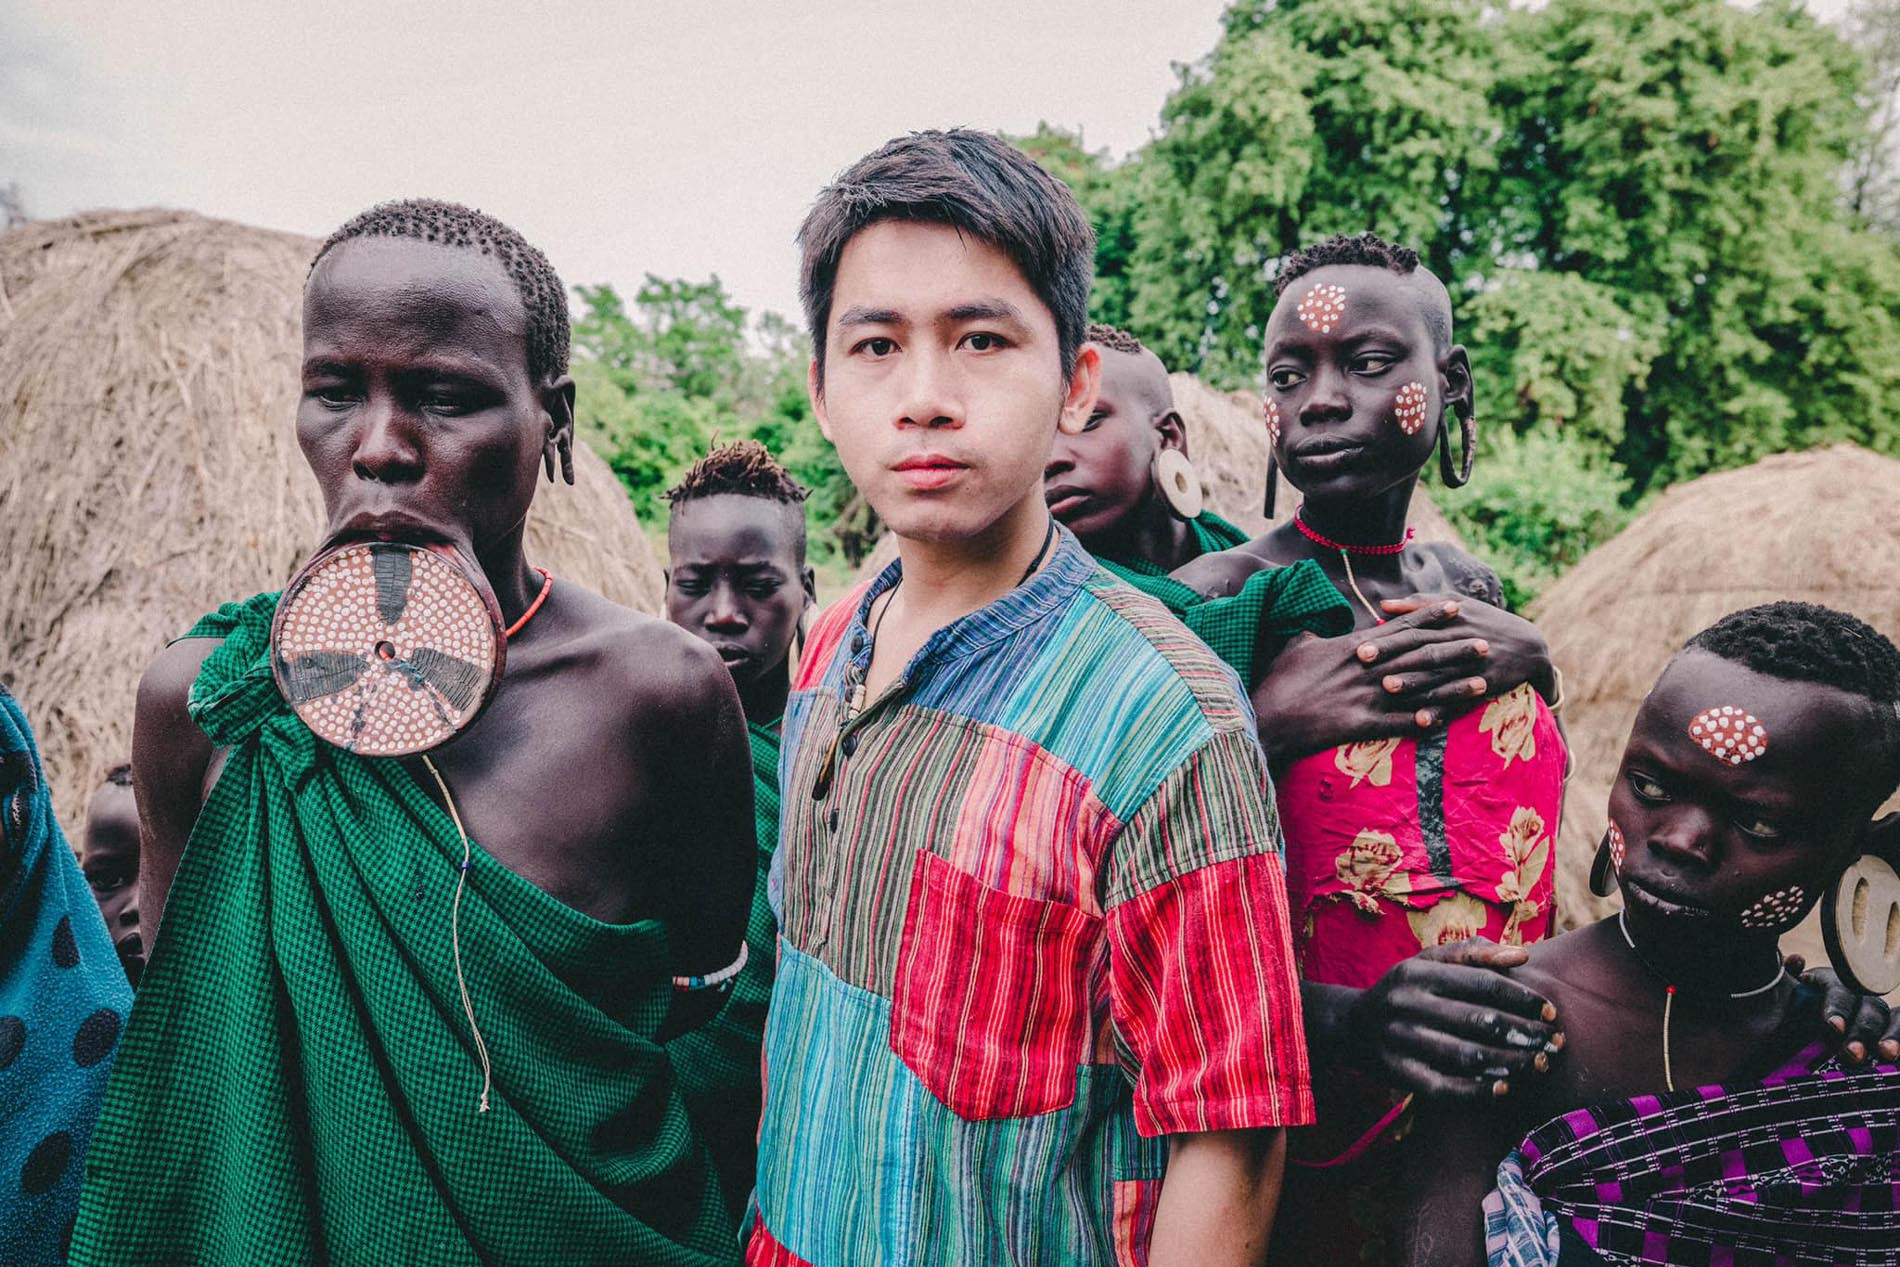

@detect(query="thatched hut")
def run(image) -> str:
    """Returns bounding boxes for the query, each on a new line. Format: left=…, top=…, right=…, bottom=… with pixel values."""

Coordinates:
left=1533, top=446, right=1900, bottom=968
left=0, top=210, right=663, bottom=827
left=848, top=371, right=1465, bottom=590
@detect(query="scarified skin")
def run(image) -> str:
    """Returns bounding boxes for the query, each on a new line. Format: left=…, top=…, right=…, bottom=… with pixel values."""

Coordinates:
left=1296, top=283, right=1347, bottom=333
left=1688, top=705, right=1769, bottom=765
left=1607, top=820, right=1627, bottom=873
left=1265, top=398, right=1282, bottom=444
left=1394, top=381, right=1429, bottom=435
left=1738, top=884, right=1806, bottom=929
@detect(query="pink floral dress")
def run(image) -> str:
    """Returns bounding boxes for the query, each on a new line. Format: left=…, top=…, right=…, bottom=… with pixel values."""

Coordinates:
left=1278, top=683, right=1566, bottom=991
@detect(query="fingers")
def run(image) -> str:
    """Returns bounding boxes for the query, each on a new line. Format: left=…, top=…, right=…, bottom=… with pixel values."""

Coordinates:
left=1839, top=994, right=1894, bottom=1066
left=1395, top=956, right=1556, bottom=1026
left=1386, top=1018, right=1553, bottom=1083
left=1418, top=936, right=1531, bottom=972
left=1383, top=674, right=1491, bottom=707
left=1355, top=603, right=1462, bottom=663
left=1373, top=638, right=1492, bottom=681
left=1382, top=1053, right=1511, bottom=1102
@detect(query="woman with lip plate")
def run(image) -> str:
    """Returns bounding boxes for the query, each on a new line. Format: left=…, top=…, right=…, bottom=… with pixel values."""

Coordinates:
left=1172, top=232, right=1572, bottom=1262
left=1398, top=602, right=1900, bottom=1267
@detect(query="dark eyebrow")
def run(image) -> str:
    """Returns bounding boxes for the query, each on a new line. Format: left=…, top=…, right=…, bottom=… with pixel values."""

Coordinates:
left=302, top=358, right=355, bottom=378
left=945, top=299, right=1022, bottom=324
left=837, top=306, right=902, bottom=327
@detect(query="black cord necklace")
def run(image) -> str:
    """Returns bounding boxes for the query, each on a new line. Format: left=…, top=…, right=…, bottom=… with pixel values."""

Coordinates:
left=815, top=517, right=1060, bottom=802
left=1616, top=912, right=1786, bottom=1091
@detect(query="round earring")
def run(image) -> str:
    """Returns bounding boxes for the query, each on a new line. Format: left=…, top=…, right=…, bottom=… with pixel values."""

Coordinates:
left=1438, top=410, right=1476, bottom=489
left=1588, top=826, right=1620, bottom=898
left=1153, top=448, right=1204, bottom=520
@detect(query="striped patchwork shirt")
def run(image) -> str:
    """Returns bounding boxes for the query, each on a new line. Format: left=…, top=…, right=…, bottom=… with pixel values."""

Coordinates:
left=748, top=529, right=1312, bottom=1267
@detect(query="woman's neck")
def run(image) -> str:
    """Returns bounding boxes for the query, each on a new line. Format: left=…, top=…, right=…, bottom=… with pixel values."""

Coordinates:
left=1617, top=907, right=1788, bottom=1001
left=1295, top=480, right=1416, bottom=553
left=1091, top=492, right=1198, bottom=571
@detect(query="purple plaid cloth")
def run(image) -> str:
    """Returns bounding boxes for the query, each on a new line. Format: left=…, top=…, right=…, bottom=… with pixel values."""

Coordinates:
left=1484, top=1042, right=1900, bottom=1266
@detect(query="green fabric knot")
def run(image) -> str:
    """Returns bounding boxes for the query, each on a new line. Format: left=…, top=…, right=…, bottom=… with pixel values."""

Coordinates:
left=183, top=592, right=289, bottom=750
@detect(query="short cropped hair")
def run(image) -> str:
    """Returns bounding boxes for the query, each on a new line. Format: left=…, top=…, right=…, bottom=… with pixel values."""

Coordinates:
left=665, top=439, right=810, bottom=507
left=102, top=763, right=132, bottom=789
left=1686, top=601, right=1900, bottom=805
left=1086, top=322, right=1146, bottom=356
left=798, top=130, right=1095, bottom=390
left=312, top=198, right=570, bottom=384
left=1274, top=231, right=1451, bottom=354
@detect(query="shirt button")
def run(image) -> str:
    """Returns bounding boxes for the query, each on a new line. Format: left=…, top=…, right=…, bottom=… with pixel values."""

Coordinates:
left=842, top=733, right=859, bottom=758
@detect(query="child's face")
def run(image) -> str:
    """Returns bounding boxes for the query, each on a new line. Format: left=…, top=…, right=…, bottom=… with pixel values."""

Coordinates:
left=82, top=781, right=141, bottom=961
left=1043, top=346, right=1174, bottom=543
left=1607, top=650, right=1872, bottom=938
left=1263, top=264, right=1447, bottom=502
left=665, top=494, right=810, bottom=690
left=812, top=219, right=1096, bottom=549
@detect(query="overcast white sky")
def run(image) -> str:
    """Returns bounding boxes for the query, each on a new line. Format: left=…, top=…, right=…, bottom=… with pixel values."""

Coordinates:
left=2, top=0, right=1232, bottom=323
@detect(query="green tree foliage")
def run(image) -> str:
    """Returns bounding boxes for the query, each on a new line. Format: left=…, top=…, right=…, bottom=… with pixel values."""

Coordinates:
left=1022, top=0, right=1900, bottom=601
left=569, top=276, right=860, bottom=558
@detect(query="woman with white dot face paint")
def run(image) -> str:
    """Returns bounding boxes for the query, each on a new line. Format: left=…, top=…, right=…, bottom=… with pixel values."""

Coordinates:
left=1174, top=232, right=1572, bottom=1266
left=1399, top=601, right=1900, bottom=1267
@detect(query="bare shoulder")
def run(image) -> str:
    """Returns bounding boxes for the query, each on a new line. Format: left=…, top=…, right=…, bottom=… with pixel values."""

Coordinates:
left=136, top=637, right=219, bottom=738
left=547, top=584, right=733, bottom=723
left=1415, top=541, right=1506, bottom=608
left=1170, top=540, right=1277, bottom=598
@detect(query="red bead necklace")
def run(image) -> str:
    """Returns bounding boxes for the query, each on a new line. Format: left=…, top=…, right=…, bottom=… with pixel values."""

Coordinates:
left=1294, top=508, right=1413, bottom=625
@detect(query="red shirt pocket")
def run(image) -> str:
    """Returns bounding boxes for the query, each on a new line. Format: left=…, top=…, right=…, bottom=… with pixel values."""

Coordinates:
left=889, top=849, right=1102, bottom=1120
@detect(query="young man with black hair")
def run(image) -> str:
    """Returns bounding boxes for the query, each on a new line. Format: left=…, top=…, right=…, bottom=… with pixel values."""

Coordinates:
left=748, top=129, right=1310, bottom=1267
left=1401, top=601, right=1900, bottom=1266
left=74, top=199, right=755, bottom=1267
left=663, top=439, right=815, bottom=1219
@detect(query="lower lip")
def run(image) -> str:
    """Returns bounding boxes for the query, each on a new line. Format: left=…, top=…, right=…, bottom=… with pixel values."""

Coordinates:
left=1048, top=493, right=1090, bottom=519
left=1295, top=446, right=1366, bottom=473
left=897, top=465, right=965, bottom=491
left=1623, top=879, right=1713, bottom=920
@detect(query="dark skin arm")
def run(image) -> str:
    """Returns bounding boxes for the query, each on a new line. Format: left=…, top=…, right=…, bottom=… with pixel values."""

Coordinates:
left=130, top=636, right=221, bottom=952
left=636, top=637, right=756, bottom=978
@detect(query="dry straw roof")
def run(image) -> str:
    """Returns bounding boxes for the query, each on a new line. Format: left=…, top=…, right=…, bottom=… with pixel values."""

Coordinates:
left=1533, top=445, right=1900, bottom=949
left=0, top=209, right=662, bottom=828
left=850, top=372, right=1465, bottom=589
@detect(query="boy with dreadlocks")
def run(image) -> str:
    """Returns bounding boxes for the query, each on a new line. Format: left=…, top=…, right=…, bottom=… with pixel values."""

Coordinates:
left=1401, top=602, right=1900, bottom=1267
left=663, top=439, right=815, bottom=1218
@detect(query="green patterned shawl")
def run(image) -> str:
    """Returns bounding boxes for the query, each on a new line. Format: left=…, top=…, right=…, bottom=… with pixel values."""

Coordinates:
left=1092, top=512, right=1353, bottom=680
left=72, top=593, right=737, bottom=1267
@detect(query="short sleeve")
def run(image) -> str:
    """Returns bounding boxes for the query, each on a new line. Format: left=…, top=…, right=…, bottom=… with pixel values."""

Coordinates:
left=1101, top=726, right=1314, bottom=1136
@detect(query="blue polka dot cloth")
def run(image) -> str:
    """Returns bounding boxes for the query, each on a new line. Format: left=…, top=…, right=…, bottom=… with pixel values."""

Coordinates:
left=0, top=685, right=131, bottom=1264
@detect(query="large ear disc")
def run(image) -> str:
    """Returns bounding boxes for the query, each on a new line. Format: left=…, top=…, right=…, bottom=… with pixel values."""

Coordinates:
left=1822, top=840, right=1900, bottom=996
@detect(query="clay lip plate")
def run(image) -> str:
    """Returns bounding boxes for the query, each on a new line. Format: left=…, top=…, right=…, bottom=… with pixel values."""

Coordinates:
left=270, top=540, right=505, bottom=757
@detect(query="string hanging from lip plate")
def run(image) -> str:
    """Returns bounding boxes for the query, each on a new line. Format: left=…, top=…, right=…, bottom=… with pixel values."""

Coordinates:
left=423, top=568, right=554, bottom=1115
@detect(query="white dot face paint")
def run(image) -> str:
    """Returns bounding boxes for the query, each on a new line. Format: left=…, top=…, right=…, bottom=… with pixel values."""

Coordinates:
left=1394, top=381, right=1429, bottom=436
left=1264, top=399, right=1282, bottom=444
left=1737, top=884, right=1806, bottom=930
left=1607, top=820, right=1627, bottom=873
left=1688, top=705, right=1769, bottom=766
left=1296, top=283, right=1347, bottom=334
